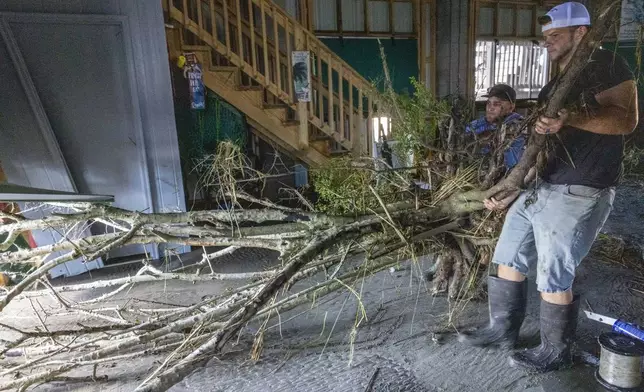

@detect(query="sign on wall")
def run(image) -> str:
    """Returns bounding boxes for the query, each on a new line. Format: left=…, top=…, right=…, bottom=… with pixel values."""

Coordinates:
left=619, top=0, right=644, bottom=41
left=183, top=52, right=206, bottom=110
left=292, top=51, right=312, bottom=102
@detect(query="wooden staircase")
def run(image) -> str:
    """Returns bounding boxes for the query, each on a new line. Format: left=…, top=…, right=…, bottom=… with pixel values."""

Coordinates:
left=163, top=0, right=378, bottom=166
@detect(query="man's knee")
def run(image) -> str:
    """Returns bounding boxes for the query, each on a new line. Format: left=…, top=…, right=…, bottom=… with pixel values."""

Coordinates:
left=497, top=264, right=526, bottom=282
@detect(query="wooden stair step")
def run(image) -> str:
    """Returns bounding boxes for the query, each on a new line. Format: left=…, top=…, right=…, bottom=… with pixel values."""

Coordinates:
left=236, top=85, right=263, bottom=91
left=263, top=103, right=289, bottom=110
left=181, top=45, right=211, bottom=52
left=212, top=66, right=239, bottom=73
left=282, top=119, right=300, bottom=126
left=310, top=134, right=332, bottom=141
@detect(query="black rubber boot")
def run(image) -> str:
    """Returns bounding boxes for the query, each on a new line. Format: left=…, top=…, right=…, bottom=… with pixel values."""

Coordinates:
left=509, top=295, right=580, bottom=372
left=458, top=276, right=528, bottom=349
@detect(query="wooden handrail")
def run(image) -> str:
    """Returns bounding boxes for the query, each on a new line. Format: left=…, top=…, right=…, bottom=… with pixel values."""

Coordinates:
left=165, top=0, right=379, bottom=156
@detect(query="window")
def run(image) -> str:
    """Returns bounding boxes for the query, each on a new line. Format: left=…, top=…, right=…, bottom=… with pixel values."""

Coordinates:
left=474, top=1, right=559, bottom=100
left=313, top=0, right=415, bottom=37
left=475, top=40, right=550, bottom=100
left=372, top=116, right=391, bottom=143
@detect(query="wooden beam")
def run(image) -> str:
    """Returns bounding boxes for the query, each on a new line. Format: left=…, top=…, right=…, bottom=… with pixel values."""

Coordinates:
left=310, top=30, right=416, bottom=38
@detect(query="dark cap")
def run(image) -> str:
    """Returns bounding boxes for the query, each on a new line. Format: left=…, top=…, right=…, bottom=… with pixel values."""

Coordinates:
left=482, top=84, right=516, bottom=103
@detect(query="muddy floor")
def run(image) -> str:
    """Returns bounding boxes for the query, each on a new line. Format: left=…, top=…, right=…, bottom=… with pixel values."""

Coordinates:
left=2, top=180, right=644, bottom=392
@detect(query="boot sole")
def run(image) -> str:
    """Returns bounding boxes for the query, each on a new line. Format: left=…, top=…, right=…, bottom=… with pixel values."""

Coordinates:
left=508, top=355, right=573, bottom=373
left=457, top=333, right=516, bottom=350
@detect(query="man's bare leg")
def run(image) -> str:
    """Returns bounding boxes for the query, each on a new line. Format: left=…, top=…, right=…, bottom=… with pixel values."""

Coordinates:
left=498, top=264, right=525, bottom=282
left=498, top=265, right=573, bottom=304
left=541, top=290, right=573, bottom=305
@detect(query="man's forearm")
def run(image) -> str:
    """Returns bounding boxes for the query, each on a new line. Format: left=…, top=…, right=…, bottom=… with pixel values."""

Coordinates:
left=567, top=105, right=637, bottom=135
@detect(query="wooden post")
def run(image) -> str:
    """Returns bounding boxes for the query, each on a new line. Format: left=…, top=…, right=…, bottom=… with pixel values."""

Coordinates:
left=307, top=0, right=314, bottom=31
left=223, top=0, right=231, bottom=57
left=328, top=55, right=334, bottom=132
left=338, top=65, right=344, bottom=140
left=348, top=76, right=353, bottom=143
left=183, top=0, right=189, bottom=25
left=317, top=47, right=323, bottom=122
left=236, top=0, right=243, bottom=60
left=286, top=22, right=293, bottom=102
left=248, top=0, right=258, bottom=76
left=353, top=88, right=362, bottom=157
left=273, top=10, right=282, bottom=94
left=210, top=0, right=217, bottom=42
left=197, top=0, right=204, bottom=37
left=367, top=95, right=373, bottom=156
left=416, top=0, right=423, bottom=85
left=429, top=0, right=437, bottom=95
left=261, top=0, right=270, bottom=84
left=306, top=36, right=314, bottom=117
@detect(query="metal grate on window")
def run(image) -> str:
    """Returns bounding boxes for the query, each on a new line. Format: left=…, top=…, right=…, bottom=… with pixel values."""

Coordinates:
left=474, top=40, right=550, bottom=101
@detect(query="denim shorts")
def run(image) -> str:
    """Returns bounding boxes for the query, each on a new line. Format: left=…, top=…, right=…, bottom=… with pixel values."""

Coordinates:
left=492, top=182, right=615, bottom=293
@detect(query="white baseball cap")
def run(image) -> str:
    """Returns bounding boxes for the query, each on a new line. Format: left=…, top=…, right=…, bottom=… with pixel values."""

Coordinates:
left=539, top=2, right=591, bottom=32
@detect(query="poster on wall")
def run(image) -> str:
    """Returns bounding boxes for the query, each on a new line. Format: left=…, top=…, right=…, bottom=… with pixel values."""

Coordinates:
left=292, top=51, right=311, bottom=102
left=619, top=0, right=644, bottom=41
left=183, top=52, right=206, bottom=110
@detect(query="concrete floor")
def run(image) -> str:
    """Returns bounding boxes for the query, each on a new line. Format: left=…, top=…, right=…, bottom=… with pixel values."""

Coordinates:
left=2, top=180, right=643, bottom=392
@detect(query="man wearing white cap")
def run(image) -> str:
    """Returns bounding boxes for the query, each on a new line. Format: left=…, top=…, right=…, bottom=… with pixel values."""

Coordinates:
left=459, top=1, right=639, bottom=373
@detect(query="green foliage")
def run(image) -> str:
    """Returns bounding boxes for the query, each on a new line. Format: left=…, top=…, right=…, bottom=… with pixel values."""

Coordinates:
left=379, top=77, right=451, bottom=159
left=311, top=158, right=407, bottom=216
left=624, top=144, right=644, bottom=175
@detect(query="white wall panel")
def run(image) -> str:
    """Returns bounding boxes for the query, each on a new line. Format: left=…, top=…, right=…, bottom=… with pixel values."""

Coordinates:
left=314, top=0, right=337, bottom=30
left=341, top=0, right=365, bottom=31
left=517, top=8, right=534, bottom=36
left=369, top=1, right=389, bottom=32
left=393, top=2, right=413, bottom=33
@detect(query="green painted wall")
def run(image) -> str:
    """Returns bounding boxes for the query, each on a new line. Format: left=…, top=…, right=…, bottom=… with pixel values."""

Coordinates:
left=320, top=38, right=418, bottom=94
left=603, top=42, right=643, bottom=100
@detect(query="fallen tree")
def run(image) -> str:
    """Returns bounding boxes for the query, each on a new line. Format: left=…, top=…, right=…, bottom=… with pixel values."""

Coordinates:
left=0, top=2, right=627, bottom=390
